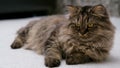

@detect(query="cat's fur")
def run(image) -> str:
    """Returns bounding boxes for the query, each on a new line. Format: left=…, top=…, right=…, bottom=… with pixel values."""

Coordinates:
left=11, top=4, right=115, bottom=67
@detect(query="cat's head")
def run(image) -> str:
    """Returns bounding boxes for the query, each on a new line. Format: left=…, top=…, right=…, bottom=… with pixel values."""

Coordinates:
left=67, top=4, right=114, bottom=40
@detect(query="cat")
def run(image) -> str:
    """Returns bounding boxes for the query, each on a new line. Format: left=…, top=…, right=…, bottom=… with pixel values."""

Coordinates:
left=11, top=4, right=115, bottom=67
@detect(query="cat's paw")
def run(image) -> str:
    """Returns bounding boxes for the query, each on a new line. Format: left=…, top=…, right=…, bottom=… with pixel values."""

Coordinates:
left=66, top=53, right=87, bottom=65
left=45, top=56, right=60, bottom=67
left=11, top=42, right=22, bottom=49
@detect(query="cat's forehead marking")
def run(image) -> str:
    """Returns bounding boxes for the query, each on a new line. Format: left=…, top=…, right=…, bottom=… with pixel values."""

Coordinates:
left=75, top=6, right=93, bottom=24
left=80, top=6, right=92, bottom=14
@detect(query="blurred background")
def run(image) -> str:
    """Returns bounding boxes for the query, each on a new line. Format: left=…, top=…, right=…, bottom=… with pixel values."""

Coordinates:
left=56, top=0, right=120, bottom=17
left=0, top=0, right=119, bottom=19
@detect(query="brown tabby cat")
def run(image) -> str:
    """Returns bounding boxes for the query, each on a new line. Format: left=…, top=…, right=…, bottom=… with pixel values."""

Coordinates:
left=11, top=4, right=115, bottom=67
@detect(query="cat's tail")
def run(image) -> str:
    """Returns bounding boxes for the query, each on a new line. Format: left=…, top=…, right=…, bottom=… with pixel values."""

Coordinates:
left=11, top=20, right=37, bottom=49
left=11, top=27, right=29, bottom=49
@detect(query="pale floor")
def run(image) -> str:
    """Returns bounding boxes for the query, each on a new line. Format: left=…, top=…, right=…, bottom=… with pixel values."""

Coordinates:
left=0, top=17, right=120, bottom=68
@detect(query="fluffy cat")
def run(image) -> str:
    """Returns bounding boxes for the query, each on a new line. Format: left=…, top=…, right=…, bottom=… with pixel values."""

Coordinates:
left=11, top=4, right=115, bottom=67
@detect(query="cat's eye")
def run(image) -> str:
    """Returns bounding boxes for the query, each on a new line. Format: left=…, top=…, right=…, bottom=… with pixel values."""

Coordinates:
left=88, top=23, right=94, bottom=27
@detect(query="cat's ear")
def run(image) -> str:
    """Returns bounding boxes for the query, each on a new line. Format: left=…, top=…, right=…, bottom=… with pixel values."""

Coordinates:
left=66, top=5, right=78, bottom=13
left=91, top=4, right=108, bottom=17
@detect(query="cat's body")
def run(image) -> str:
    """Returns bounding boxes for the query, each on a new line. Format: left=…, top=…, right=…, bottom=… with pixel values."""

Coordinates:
left=21, top=15, right=68, bottom=54
left=11, top=4, right=115, bottom=67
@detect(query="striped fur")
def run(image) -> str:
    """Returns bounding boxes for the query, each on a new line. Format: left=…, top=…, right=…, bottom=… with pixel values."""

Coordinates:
left=11, top=4, right=115, bottom=67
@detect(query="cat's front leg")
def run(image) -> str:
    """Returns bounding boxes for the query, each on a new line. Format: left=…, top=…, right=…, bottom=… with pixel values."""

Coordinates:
left=85, top=47, right=109, bottom=62
left=45, top=47, right=62, bottom=67
left=64, top=40, right=90, bottom=65
left=66, top=51, right=88, bottom=65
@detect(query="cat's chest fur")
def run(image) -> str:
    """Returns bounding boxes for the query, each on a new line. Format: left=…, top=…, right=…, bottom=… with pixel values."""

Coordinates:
left=57, top=24, right=90, bottom=50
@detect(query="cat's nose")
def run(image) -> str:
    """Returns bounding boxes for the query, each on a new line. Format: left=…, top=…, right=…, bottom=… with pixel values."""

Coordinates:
left=80, top=29, right=87, bottom=35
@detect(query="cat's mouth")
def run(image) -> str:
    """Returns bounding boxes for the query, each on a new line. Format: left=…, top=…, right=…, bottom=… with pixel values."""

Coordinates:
left=79, top=33, right=88, bottom=38
left=78, top=33, right=93, bottom=41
